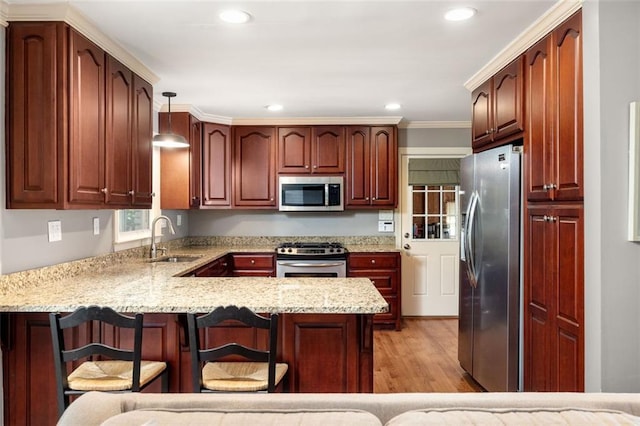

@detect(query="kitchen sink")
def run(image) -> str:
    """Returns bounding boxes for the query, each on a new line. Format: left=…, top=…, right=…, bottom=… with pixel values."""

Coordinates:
left=150, top=255, right=203, bottom=263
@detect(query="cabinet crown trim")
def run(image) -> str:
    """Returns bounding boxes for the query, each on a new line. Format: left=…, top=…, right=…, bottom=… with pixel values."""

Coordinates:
left=464, top=0, right=582, bottom=91
left=7, top=3, right=158, bottom=85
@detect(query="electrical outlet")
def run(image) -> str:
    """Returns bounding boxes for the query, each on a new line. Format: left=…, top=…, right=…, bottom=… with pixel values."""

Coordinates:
left=93, top=217, right=100, bottom=235
left=48, top=220, right=62, bottom=242
left=177, top=214, right=182, bottom=226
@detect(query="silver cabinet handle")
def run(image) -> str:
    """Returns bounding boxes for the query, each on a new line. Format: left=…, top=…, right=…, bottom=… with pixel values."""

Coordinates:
left=277, top=261, right=344, bottom=268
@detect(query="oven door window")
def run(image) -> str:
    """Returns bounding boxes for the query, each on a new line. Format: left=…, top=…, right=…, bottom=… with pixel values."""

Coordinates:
left=282, top=184, right=325, bottom=206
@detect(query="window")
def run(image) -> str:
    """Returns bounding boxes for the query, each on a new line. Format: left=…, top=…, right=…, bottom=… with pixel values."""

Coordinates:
left=411, top=185, right=459, bottom=240
left=114, top=209, right=152, bottom=243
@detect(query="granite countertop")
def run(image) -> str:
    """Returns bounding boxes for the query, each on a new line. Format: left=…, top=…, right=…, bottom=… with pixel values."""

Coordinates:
left=0, top=242, right=392, bottom=315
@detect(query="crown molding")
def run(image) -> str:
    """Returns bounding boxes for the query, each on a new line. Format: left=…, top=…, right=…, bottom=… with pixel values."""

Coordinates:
left=399, top=121, right=471, bottom=129
left=0, top=1, right=8, bottom=27
left=464, top=0, right=582, bottom=91
left=230, top=116, right=403, bottom=126
left=7, top=2, right=159, bottom=84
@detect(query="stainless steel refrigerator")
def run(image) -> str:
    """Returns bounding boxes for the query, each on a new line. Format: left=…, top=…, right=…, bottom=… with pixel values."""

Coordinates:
left=458, top=144, right=521, bottom=392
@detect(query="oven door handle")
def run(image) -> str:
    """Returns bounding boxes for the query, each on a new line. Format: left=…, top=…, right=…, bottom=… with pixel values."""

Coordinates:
left=277, top=261, right=345, bottom=268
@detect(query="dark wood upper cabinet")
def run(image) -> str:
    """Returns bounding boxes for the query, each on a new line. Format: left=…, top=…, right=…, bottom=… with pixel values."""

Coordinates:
left=346, top=126, right=397, bottom=208
left=277, top=127, right=312, bottom=173
left=233, top=126, right=277, bottom=208
left=68, top=30, right=106, bottom=205
left=202, top=123, right=232, bottom=207
left=312, top=126, right=346, bottom=174
left=6, top=22, right=62, bottom=208
left=471, top=80, right=493, bottom=148
left=105, top=56, right=133, bottom=207
left=277, top=126, right=345, bottom=174
left=131, top=75, right=154, bottom=207
left=471, top=56, right=524, bottom=151
left=6, top=22, right=153, bottom=209
left=525, top=11, right=583, bottom=202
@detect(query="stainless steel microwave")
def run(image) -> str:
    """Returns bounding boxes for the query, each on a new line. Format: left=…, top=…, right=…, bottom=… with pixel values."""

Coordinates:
left=278, top=176, right=344, bottom=211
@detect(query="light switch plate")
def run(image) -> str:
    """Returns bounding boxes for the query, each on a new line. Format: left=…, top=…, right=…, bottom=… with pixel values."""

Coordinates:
left=48, top=220, right=62, bottom=242
left=93, top=217, right=100, bottom=235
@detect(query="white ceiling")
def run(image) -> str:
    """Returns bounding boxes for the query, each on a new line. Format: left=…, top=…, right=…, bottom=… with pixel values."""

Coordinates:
left=6, top=0, right=559, bottom=125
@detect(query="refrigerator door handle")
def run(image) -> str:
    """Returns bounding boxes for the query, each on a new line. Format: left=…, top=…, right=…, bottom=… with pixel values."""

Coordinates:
left=466, top=190, right=480, bottom=287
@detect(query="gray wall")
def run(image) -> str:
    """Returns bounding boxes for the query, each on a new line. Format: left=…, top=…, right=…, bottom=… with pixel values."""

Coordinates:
left=399, top=127, right=471, bottom=148
left=583, top=0, right=640, bottom=392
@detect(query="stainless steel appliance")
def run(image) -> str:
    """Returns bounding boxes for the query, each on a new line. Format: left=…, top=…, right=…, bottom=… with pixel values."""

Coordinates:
left=279, top=176, right=344, bottom=211
left=458, top=144, right=521, bottom=392
left=276, top=242, right=347, bottom=277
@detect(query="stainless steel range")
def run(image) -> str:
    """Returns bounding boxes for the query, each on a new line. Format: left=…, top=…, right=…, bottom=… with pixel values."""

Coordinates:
left=275, top=242, right=347, bottom=278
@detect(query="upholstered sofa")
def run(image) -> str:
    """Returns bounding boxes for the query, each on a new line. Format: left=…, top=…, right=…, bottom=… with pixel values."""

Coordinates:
left=58, top=391, right=640, bottom=425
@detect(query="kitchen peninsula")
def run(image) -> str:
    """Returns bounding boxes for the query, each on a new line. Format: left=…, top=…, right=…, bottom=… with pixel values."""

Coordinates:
left=0, top=243, right=389, bottom=425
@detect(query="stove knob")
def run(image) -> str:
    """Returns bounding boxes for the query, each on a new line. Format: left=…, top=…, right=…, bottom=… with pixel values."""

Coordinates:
left=329, top=248, right=335, bottom=253
left=287, top=248, right=293, bottom=253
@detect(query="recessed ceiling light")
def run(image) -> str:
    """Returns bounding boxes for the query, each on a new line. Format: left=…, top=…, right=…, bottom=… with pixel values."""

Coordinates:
left=266, top=104, right=283, bottom=112
left=219, top=10, right=251, bottom=24
left=444, top=7, right=477, bottom=21
left=385, top=103, right=401, bottom=111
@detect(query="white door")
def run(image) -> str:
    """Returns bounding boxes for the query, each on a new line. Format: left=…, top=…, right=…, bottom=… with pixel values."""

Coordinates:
left=399, top=149, right=469, bottom=317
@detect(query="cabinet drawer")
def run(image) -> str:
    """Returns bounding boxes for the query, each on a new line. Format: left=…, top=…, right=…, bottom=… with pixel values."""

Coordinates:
left=348, top=253, right=399, bottom=269
left=232, top=254, right=275, bottom=269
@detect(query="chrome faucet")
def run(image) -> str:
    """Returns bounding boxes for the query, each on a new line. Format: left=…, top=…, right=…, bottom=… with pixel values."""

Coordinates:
left=150, top=215, right=176, bottom=259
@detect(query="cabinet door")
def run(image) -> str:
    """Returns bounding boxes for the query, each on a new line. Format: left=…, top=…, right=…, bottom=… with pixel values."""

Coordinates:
left=346, top=126, right=371, bottom=206
left=370, top=126, right=397, bottom=207
left=553, top=12, right=583, bottom=202
left=525, top=35, right=554, bottom=202
left=68, top=30, right=106, bottom=205
left=202, top=123, right=232, bottom=207
left=233, top=126, right=277, bottom=207
left=105, top=56, right=133, bottom=207
left=131, top=75, right=154, bottom=207
left=493, top=56, right=524, bottom=141
left=524, top=206, right=584, bottom=392
left=277, top=127, right=311, bottom=173
left=281, top=314, right=359, bottom=392
left=312, top=126, right=346, bottom=174
left=471, top=79, right=493, bottom=149
left=6, top=22, right=63, bottom=208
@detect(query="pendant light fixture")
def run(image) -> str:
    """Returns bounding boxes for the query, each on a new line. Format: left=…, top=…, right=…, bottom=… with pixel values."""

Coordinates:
left=153, top=92, right=189, bottom=148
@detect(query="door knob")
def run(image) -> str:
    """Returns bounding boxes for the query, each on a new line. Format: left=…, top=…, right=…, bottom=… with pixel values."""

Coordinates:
left=404, top=244, right=411, bottom=250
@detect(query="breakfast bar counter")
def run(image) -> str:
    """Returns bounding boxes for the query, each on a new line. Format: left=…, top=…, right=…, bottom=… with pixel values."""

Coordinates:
left=0, top=245, right=389, bottom=425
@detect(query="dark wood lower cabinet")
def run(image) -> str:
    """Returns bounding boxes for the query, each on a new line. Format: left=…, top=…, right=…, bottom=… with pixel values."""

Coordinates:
left=3, top=311, right=374, bottom=425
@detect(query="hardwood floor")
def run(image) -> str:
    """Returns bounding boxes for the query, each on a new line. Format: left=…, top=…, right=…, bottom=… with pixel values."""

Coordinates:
left=374, top=317, right=484, bottom=393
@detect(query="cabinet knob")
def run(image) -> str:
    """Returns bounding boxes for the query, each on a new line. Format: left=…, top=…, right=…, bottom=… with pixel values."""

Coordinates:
left=371, top=259, right=376, bottom=264
left=365, top=197, right=369, bottom=201
left=151, top=192, right=156, bottom=197
left=128, top=190, right=134, bottom=196
left=251, top=259, right=255, bottom=264
left=372, top=197, right=376, bottom=200
left=485, top=130, right=490, bottom=135
left=313, top=165, right=317, bottom=169
left=404, top=232, right=410, bottom=238
left=305, top=165, right=309, bottom=169
left=404, top=244, right=411, bottom=250
left=100, top=187, right=107, bottom=193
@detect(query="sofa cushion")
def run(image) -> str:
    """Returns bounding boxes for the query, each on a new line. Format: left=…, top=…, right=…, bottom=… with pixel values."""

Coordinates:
left=386, top=407, right=640, bottom=425
left=100, top=408, right=382, bottom=426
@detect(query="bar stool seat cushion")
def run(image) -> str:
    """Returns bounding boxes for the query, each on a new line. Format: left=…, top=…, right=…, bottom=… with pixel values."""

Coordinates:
left=202, top=361, right=288, bottom=392
left=68, top=360, right=167, bottom=391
